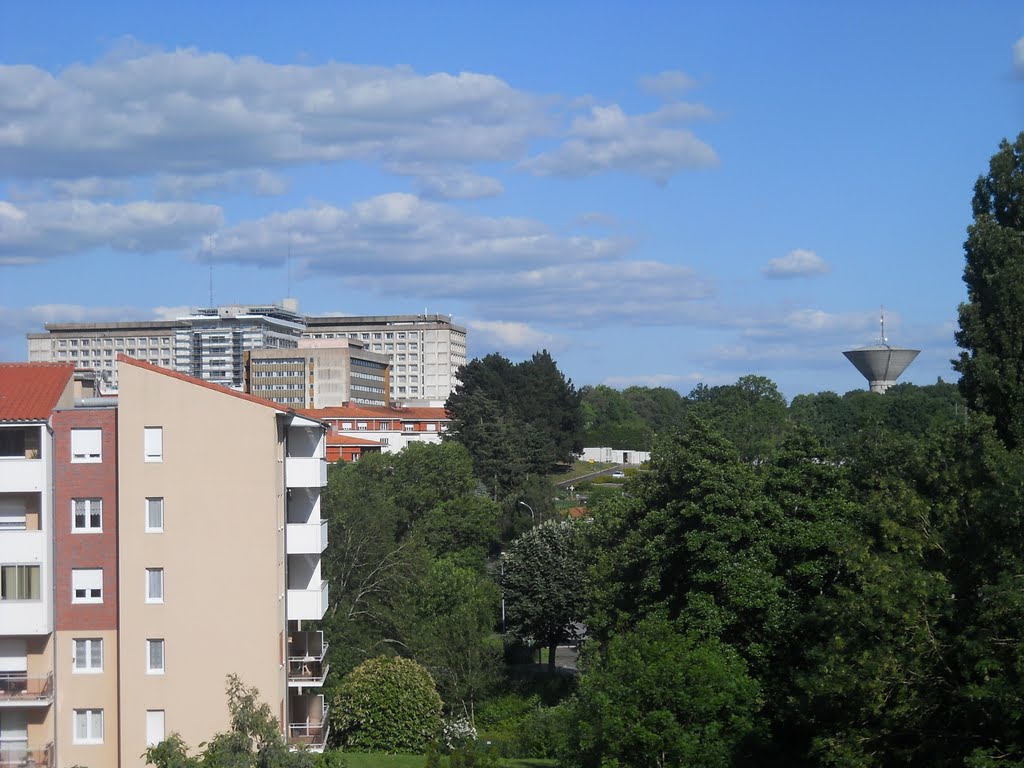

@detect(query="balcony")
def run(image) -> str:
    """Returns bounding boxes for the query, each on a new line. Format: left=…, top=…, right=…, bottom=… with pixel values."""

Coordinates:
left=0, top=741, right=53, bottom=768
left=0, top=460, right=44, bottom=494
left=287, top=581, right=328, bottom=621
left=287, top=630, right=329, bottom=688
left=0, top=673, right=53, bottom=707
left=286, top=520, right=328, bottom=555
left=287, top=699, right=329, bottom=752
left=285, top=457, right=327, bottom=489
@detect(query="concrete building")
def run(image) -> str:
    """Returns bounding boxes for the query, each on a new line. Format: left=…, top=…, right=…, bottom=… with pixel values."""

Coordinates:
left=28, top=322, right=180, bottom=391
left=245, top=338, right=391, bottom=408
left=29, top=307, right=467, bottom=404
left=302, top=314, right=466, bottom=403
left=0, top=358, right=329, bottom=766
left=0, top=363, right=76, bottom=768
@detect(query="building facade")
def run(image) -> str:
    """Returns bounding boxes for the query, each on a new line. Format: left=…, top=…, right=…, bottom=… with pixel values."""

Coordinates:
left=28, top=307, right=467, bottom=404
left=0, top=359, right=329, bottom=767
left=0, top=363, right=76, bottom=768
left=302, top=314, right=467, bottom=403
left=245, top=338, right=391, bottom=408
left=302, top=403, right=449, bottom=462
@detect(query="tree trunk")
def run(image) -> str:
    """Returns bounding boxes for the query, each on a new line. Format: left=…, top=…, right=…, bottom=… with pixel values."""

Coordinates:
left=548, top=640, right=557, bottom=669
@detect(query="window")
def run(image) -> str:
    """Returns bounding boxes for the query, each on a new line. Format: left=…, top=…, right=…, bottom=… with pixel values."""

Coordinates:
left=146, top=498, right=164, bottom=532
left=146, top=710, right=166, bottom=747
left=144, top=427, right=163, bottom=462
left=73, top=638, right=103, bottom=673
left=73, top=709, right=103, bottom=744
left=71, top=429, right=102, bottom=463
left=72, top=569, right=102, bottom=604
left=0, top=499, right=26, bottom=530
left=146, top=639, right=165, bottom=674
left=72, top=499, right=102, bottom=532
left=1, top=565, right=40, bottom=600
left=146, top=569, right=164, bottom=603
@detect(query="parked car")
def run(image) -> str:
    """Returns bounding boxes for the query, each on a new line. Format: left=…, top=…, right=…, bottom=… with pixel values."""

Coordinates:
left=611, top=470, right=625, bottom=479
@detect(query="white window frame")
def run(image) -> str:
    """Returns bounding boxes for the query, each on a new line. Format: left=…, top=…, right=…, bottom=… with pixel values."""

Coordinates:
left=145, top=568, right=164, bottom=604
left=72, top=638, right=103, bottom=674
left=146, top=639, right=165, bottom=674
left=72, top=498, right=102, bottom=533
left=144, top=427, right=163, bottom=463
left=146, top=709, right=166, bottom=747
left=71, top=569, right=102, bottom=604
left=70, top=429, right=102, bottom=463
left=145, top=498, right=164, bottom=533
left=73, top=709, right=104, bottom=744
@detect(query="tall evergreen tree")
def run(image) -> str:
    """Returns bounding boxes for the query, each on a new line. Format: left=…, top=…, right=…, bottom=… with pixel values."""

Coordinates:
left=954, top=132, right=1024, bottom=448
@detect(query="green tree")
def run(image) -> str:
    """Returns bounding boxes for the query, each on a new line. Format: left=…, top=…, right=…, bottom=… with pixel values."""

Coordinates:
left=954, top=132, right=1024, bottom=448
left=566, top=618, right=760, bottom=768
left=415, top=495, right=501, bottom=569
left=502, top=520, right=585, bottom=668
left=332, top=656, right=443, bottom=753
left=688, top=375, right=789, bottom=462
left=402, top=558, right=502, bottom=716
left=145, top=675, right=315, bottom=768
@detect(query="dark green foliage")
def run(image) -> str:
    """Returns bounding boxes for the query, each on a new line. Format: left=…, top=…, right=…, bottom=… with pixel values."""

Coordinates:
left=688, top=375, right=788, bottom=462
left=445, top=351, right=584, bottom=500
left=144, top=675, right=315, bottom=768
left=501, top=520, right=585, bottom=668
left=401, top=559, right=502, bottom=712
left=955, top=132, right=1024, bottom=448
left=566, top=618, right=759, bottom=768
left=333, top=656, right=443, bottom=753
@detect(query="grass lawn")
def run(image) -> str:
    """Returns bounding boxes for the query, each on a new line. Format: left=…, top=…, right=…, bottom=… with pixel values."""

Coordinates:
left=337, top=752, right=556, bottom=768
left=550, top=460, right=615, bottom=484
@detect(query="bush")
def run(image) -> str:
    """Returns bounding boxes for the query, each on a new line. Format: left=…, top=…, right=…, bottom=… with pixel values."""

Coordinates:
left=332, top=656, right=443, bottom=753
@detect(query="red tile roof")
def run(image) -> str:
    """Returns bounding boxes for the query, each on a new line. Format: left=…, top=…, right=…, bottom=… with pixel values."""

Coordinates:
left=0, top=363, right=76, bottom=421
left=117, top=356, right=326, bottom=426
left=326, top=433, right=384, bottom=447
left=302, top=404, right=448, bottom=421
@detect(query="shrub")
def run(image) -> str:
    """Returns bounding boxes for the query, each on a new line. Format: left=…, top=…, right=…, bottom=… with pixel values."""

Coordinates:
left=332, top=656, right=443, bottom=753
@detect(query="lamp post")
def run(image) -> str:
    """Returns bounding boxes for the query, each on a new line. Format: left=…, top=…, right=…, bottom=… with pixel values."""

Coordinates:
left=518, top=500, right=535, bottom=522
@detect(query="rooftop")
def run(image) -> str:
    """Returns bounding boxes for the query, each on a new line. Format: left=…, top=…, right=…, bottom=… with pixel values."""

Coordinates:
left=0, top=363, right=75, bottom=421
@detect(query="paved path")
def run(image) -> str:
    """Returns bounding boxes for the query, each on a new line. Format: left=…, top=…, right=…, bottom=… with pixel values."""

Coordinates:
left=555, top=464, right=624, bottom=488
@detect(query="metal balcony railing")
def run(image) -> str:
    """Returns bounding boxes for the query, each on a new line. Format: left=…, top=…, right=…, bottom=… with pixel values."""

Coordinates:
left=287, top=704, right=329, bottom=750
left=0, top=672, right=53, bottom=704
left=0, top=740, right=53, bottom=767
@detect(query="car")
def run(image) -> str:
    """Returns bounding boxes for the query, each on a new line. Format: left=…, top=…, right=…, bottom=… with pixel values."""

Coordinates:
left=611, top=471, right=625, bottom=479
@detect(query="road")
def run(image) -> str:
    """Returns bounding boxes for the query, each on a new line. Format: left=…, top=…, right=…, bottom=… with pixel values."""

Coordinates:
left=555, top=464, right=625, bottom=488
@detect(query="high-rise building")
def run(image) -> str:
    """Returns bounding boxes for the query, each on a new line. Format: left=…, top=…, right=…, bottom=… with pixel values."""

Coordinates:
left=28, top=306, right=467, bottom=404
left=302, top=314, right=467, bottom=403
left=245, top=338, right=391, bottom=408
left=0, top=358, right=330, bottom=767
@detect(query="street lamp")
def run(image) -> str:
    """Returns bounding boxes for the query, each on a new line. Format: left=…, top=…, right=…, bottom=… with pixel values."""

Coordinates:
left=518, top=500, right=535, bottom=522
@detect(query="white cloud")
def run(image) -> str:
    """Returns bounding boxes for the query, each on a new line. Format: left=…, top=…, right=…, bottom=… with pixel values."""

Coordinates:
left=1015, top=37, right=1024, bottom=73
left=602, top=372, right=698, bottom=388
left=467, top=319, right=566, bottom=353
left=575, top=212, right=618, bottom=227
left=0, top=199, right=222, bottom=264
left=523, top=103, right=718, bottom=181
left=761, top=249, right=831, bottom=279
left=155, top=170, right=290, bottom=199
left=199, top=193, right=626, bottom=272
left=0, top=47, right=550, bottom=180
left=639, top=70, right=698, bottom=96
left=151, top=305, right=192, bottom=321
left=50, top=177, right=135, bottom=200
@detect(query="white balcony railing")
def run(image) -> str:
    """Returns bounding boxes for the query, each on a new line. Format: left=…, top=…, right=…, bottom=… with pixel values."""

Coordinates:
left=288, top=701, right=329, bottom=751
left=0, top=459, right=45, bottom=493
left=285, top=457, right=327, bottom=489
left=285, top=520, right=328, bottom=555
left=0, top=672, right=53, bottom=708
left=287, top=581, right=328, bottom=621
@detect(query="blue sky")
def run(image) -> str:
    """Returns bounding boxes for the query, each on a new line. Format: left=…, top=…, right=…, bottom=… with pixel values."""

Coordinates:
left=1, top=1, right=1021, bottom=399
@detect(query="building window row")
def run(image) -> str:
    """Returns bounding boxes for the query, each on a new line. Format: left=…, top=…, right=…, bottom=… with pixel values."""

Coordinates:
left=1, top=565, right=40, bottom=601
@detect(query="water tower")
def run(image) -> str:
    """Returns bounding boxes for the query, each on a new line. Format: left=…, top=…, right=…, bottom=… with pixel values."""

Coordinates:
left=843, top=309, right=919, bottom=394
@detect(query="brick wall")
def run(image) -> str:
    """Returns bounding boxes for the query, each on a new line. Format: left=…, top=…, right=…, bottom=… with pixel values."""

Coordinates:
left=53, top=407, right=118, bottom=631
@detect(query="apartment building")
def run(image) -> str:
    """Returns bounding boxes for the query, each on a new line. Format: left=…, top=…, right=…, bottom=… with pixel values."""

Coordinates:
left=116, top=357, right=329, bottom=765
left=245, top=338, right=391, bottom=408
left=302, top=314, right=467, bottom=403
left=0, top=359, right=330, bottom=767
left=0, top=363, right=76, bottom=768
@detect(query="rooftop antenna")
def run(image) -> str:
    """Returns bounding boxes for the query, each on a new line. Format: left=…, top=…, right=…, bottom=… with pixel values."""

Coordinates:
left=208, top=264, right=214, bottom=308
left=880, top=305, right=887, bottom=345
left=286, top=232, right=293, bottom=298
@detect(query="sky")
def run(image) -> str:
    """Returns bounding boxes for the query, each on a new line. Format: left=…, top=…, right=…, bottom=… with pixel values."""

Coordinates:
left=1, top=2, right=1022, bottom=401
